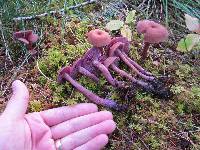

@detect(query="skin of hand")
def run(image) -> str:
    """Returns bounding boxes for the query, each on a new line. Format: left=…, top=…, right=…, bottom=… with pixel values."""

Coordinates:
left=0, top=80, right=116, bottom=150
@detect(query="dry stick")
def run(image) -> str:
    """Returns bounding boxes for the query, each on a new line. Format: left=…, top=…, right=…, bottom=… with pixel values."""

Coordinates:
left=13, top=0, right=98, bottom=21
left=116, top=50, right=154, bottom=81
left=0, top=20, right=13, bottom=63
left=36, top=61, right=55, bottom=82
left=2, top=53, right=32, bottom=96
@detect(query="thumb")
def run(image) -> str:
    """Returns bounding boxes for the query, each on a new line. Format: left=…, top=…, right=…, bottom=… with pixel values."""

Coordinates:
left=3, top=80, right=29, bottom=120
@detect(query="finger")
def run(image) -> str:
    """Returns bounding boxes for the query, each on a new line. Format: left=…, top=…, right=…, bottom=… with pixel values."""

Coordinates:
left=40, top=103, right=98, bottom=126
left=60, top=120, right=116, bottom=150
left=3, top=80, right=29, bottom=120
left=74, top=134, right=108, bottom=150
left=51, top=111, right=113, bottom=139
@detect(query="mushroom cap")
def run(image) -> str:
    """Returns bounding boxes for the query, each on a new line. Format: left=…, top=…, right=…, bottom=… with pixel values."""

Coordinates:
left=13, top=30, right=39, bottom=44
left=86, top=29, right=111, bottom=47
left=108, top=37, right=130, bottom=54
left=136, top=20, right=169, bottom=43
left=81, top=47, right=102, bottom=74
left=70, top=58, right=83, bottom=78
left=28, top=33, right=39, bottom=43
left=57, top=66, right=71, bottom=83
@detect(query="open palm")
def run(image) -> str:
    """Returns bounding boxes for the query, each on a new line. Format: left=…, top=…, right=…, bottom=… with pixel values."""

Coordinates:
left=0, top=80, right=116, bottom=150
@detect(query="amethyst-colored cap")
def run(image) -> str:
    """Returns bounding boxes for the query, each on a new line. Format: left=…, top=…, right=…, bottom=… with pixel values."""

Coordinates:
left=136, top=20, right=169, bottom=43
left=13, top=30, right=39, bottom=44
left=86, top=29, right=111, bottom=47
left=57, top=66, right=71, bottom=83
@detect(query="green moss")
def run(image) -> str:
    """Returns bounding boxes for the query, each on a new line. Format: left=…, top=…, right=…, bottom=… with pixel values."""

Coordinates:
left=30, top=100, right=42, bottom=112
left=38, top=76, right=47, bottom=86
left=175, top=63, right=194, bottom=79
left=147, top=135, right=161, bottom=150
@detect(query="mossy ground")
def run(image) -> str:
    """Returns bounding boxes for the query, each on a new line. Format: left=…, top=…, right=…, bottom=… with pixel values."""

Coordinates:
left=0, top=1, right=200, bottom=149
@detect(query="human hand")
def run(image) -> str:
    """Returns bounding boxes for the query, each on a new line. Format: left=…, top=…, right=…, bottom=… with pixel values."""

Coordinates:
left=0, top=80, right=116, bottom=150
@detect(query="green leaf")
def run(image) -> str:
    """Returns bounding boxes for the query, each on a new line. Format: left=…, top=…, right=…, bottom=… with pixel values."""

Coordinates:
left=177, top=34, right=200, bottom=52
left=121, top=25, right=132, bottom=41
left=106, top=20, right=124, bottom=31
left=125, top=10, right=136, bottom=24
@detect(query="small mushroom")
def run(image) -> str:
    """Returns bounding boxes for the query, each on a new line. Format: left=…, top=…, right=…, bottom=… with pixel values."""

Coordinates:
left=86, top=30, right=122, bottom=87
left=136, top=20, right=169, bottom=59
left=108, top=37, right=152, bottom=76
left=13, top=30, right=39, bottom=54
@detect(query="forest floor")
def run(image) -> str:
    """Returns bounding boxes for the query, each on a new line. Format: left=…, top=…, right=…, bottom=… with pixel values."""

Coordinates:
left=0, top=0, right=200, bottom=149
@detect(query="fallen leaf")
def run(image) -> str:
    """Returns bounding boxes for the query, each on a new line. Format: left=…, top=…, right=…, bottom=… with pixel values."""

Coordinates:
left=177, top=34, right=200, bottom=52
left=106, top=20, right=124, bottom=31
left=185, top=14, right=200, bottom=34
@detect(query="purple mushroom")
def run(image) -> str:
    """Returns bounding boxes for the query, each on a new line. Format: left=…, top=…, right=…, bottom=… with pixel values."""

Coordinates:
left=107, top=37, right=154, bottom=81
left=58, top=64, right=126, bottom=110
left=136, top=20, right=169, bottom=60
left=57, top=29, right=127, bottom=110
left=58, top=29, right=172, bottom=111
left=13, top=30, right=39, bottom=54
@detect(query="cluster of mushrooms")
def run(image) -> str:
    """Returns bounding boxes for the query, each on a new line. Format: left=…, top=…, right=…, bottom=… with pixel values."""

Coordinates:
left=58, top=20, right=172, bottom=110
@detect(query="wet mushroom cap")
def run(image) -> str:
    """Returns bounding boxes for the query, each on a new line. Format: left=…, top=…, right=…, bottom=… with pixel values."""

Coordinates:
left=136, top=20, right=169, bottom=43
left=87, top=29, right=111, bottom=47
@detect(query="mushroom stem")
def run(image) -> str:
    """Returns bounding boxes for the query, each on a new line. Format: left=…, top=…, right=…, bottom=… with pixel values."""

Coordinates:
left=92, top=60, right=119, bottom=87
left=141, top=42, right=150, bottom=59
left=115, top=49, right=154, bottom=81
left=63, top=73, right=125, bottom=110
left=110, top=64, right=149, bottom=87
left=78, top=66, right=99, bottom=83
left=122, top=52, right=153, bottom=76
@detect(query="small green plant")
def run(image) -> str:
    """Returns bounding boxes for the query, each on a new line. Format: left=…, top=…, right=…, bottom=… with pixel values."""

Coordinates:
left=30, top=100, right=42, bottom=112
left=171, top=85, right=185, bottom=94
left=177, top=14, right=200, bottom=52
left=175, top=64, right=193, bottom=79
left=105, top=10, right=136, bottom=41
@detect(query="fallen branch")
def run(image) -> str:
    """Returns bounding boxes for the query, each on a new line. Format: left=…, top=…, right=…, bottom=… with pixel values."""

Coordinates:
left=13, top=0, right=98, bottom=21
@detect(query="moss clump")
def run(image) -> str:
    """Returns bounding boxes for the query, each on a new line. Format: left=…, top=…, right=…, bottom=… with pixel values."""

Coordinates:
left=30, top=100, right=42, bottom=112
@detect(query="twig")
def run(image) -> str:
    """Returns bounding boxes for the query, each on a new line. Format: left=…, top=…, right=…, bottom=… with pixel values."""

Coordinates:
left=0, top=20, right=13, bottom=63
left=138, top=136, right=150, bottom=150
left=1, top=53, right=31, bottom=96
left=13, top=0, right=98, bottom=21
left=36, top=61, right=55, bottom=82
